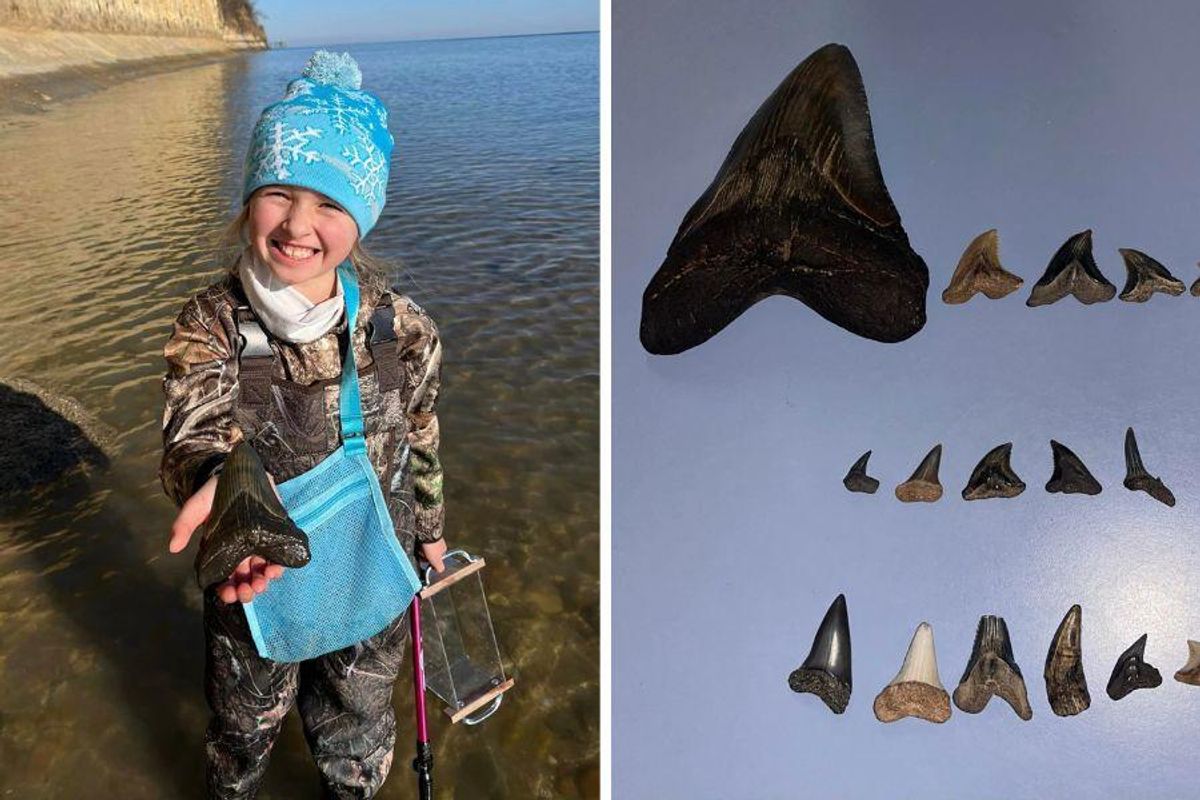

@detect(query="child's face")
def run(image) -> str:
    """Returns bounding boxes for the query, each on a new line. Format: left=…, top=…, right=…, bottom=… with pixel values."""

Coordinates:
left=247, top=185, right=359, bottom=296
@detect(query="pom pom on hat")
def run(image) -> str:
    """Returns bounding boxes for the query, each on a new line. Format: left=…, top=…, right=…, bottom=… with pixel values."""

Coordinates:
left=301, top=50, right=363, bottom=90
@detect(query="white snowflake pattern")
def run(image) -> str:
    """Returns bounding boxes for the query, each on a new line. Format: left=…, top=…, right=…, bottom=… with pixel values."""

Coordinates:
left=250, top=121, right=323, bottom=182
left=338, top=132, right=387, bottom=212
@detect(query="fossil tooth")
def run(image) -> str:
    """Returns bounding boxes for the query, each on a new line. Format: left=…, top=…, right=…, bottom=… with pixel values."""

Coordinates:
left=788, top=593, right=852, bottom=713
left=843, top=450, right=879, bottom=494
left=941, top=229, right=1023, bottom=304
left=638, top=43, right=929, bottom=355
left=1045, top=440, right=1102, bottom=496
left=1026, top=230, right=1116, bottom=307
left=1173, top=640, right=1200, bottom=686
left=1106, top=633, right=1162, bottom=700
left=962, top=442, right=1026, bottom=501
left=895, top=444, right=943, bottom=503
left=1044, top=604, right=1090, bottom=717
left=953, top=615, right=1033, bottom=720
left=873, top=622, right=951, bottom=723
left=1191, top=263, right=1200, bottom=297
left=1118, top=248, right=1185, bottom=302
left=1123, top=427, right=1175, bottom=507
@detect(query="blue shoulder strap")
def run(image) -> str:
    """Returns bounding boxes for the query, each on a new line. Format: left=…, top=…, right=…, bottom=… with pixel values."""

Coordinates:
left=336, top=261, right=367, bottom=454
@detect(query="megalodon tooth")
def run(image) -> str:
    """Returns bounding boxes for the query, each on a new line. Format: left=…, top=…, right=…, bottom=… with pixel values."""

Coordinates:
left=873, top=622, right=951, bottom=723
left=843, top=450, right=879, bottom=494
left=1118, top=248, right=1185, bottom=302
left=962, top=442, right=1025, bottom=501
left=194, top=441, right=312, bottom=589
left=638, top=43, right=929, bottom=355
left=895, top=444, right=942, bottom=503
left=788, top=593, right=852, bottom=713
left=1026, top=230, right=1116, bottom=307
left=1045, top=440, right=1102, bottom=496
left=1173, top=640, right=1200, bottom=686
left=953, top=615, right=1033, bottom=720
left=1106, top=633, right=1162, bottom=700
left=1044, top=604, right=1090, bottom=717
left=941, top=229, right=1023, bottom=304
left=1123, top=427, right=1175, bottom=507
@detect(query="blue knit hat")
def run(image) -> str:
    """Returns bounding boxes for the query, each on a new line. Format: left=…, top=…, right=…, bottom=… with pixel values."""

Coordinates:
left=242, top=51, right=394, bottom=238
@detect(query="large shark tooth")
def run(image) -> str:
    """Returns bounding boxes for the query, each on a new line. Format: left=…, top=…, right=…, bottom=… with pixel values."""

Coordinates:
left=788, top=593, right=852, bottom=713
left=843, top=450, right=880, bottom=494
left=962, top=442, right=1026, bottom=501
left=895, top=444, right=943, bottom=503
left=1173, top=640, right=1200, bottom=686
left=1118, top=248, right=1185, bottom=302
left=873, top=622, right=951, bottom=723
left=941, top=229, right=1023, bottom=304
left=638, top=43, right=929, bottom=355
left=953, top=615, right=1033, bottom=720
left=1026, top=230, right=1116, bottom=307
left=1045, top=440, right=1102, bottom=496
left=1044, top=604, right=1090, bottom=717
left=1123, top=427, right=1175, bottom=507
left=1106, top=633, right=1162, bottom=700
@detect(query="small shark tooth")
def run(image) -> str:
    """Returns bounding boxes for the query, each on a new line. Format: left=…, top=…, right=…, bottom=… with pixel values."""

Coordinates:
left=1123, top=427, right=1175, bottom=507
left=1173, top=640, right=1200, bottom=686
left=1190, top=263, right=1200, bottom=297
left=1026, top=230, right=1116, bottom=307
left=953, top=615, right=1033, bottom=720
left=1044, top=604, right=1090, bottom=717
left=788, top=594, right=852, bottom=714
left=962, top=442, right=1026, bottom=501
left=843, top=450, right=879, bottom=494
left=1118, top=248, right=1185, bottom=302
left=941, top=229, right=1023, bottom=304
left=1045, top=440, right=1102, bottom=496
left=895, top=444, right=943, bottom=503
left=873, top=622, right=951, bottom=723
left=1106, top=633, right=1162, bottom=700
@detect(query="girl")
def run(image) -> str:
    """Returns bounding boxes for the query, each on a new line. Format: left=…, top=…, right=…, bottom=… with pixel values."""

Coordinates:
left=158, top=51, right=447, bottom=799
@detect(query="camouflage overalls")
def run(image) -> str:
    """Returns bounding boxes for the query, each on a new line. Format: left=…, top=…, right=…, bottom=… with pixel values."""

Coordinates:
left=158, top=264, right=444, bottom=799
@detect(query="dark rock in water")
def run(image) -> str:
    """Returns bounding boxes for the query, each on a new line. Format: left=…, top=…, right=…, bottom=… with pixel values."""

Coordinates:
left=953, top=615, right=1032, bottom=720
left=1044, top=604, right=1090, bottom=717
left=788, top=593, right=852, bottom=714
left=1106, top=633, right=1162, bottom=701
left=1026, top=230, right=1116, bottom=307
left=942, top=229, right=1023, bottom=304
left=1123, top=427, right=1175, bottom=507
left=843, top=450, right=879, bottom=494
left=895, top=444, right=942, bottom=503
left=639, top=43, right=928, bottom=355
left=962, top=442, right=1025, bottom=501
left=1118, top=248, right=1185, bottom=302
left=1045, top=440, right=1102, bottom=496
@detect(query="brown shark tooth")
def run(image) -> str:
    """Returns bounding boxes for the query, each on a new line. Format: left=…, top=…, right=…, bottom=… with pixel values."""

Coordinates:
left=1106, top=633, right=1162, bottom=700
left=873, top=622, right=951, bottom=723
left=962, top=442, right=1026, bottom=501
left=895, top=444, right=943, bottom=503
left=843, top=450, right=880, bottom=494
left=1044, top=604, right=1090, bottom=717
left=1118, top=248, right=1185, bottom=302
left=1191, top=263, right=1200, bottom=297
left=953, top=615, right=1033, bottom=720
left=1045, top=440, right=1102, bottom=496
left=638, top=43, right=929, bottom=355
left=1026, top=230, right=1116, bottom=307
left=941, top=229, right=1023, bottom=304
left=1173, top=640, right=1200, bottom=686
left=788, top=594, right=852, bottom=713
left=1123, top=427, right=1175, bottom=506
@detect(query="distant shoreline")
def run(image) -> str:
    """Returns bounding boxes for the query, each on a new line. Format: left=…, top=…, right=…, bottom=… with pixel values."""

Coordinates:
left=278, top=29, right=599, bottom=50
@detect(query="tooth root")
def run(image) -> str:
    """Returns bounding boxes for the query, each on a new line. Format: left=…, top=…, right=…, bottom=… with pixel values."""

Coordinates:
left=953, top=615, right=1033, bottom=720
left=895, top=444, right=943, bottom=503
left=873, top=622, right=951, bottom=723
left=1044, top=604, right=1090, bottom=717
left=1026, top=230, right=1116, bottom=307
left=962, top=442, right=1026, bottom=501
left=1045, top=440, right=1102, bottom=495
left=843, top=450, right=880, bottom=494
left=788, top=594, right=852, bottom=713
left=1173, top=640, right=1200, bottom=686
left=1118, top=248, right=1185, bottom=302
left=941, top=229, right=1023, bottom=304
left=1106, top=633, right=1163, bottom=700
left=1123, top=427, right=1175, bottom=506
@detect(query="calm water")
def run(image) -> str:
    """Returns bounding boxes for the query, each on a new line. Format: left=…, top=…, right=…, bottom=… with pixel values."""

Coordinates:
left=0, top=32, right=597, bottom=798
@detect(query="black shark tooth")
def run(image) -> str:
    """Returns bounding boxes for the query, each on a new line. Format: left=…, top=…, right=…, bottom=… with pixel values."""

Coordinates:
left=1106, top=633, right=1163, bottom=701
left=942, top=229, right=1023, bottom=304
left=953, top=615, right=1033, bottom=720
left=895, top=444, right=943, bottom=503
left=1026, top=230, right=1116, bottom=307
left=1044, top=604, right=1090, bottom=717
left=843, top=450, right=879, bottom=494
left=639, top=43, right=929, bottom=355
left=1045, top=440, right=1102, bottom=496
left=962, top=442, right=1026, bottom=501
left=788, top=593, right=852, bottom=713
left=1123, top=427, right=1175, bottom=507
left=1118, top=248, right=1185, bottom=302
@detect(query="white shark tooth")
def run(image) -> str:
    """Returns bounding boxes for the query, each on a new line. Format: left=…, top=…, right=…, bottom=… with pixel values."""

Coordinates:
left=1173, top=640, right=1200, bottom=686
left=873, top=622, right=951, bottom=723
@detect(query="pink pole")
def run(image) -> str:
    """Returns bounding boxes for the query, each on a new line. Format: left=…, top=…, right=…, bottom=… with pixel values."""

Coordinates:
left=411, top=595, right=429, bottom=741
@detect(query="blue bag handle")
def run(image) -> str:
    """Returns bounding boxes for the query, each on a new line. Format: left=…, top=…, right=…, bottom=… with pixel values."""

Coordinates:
left=336, top=261, right=367, bottom=455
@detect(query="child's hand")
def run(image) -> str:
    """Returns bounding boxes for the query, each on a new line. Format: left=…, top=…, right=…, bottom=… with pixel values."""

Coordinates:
left=420, top=538, right=448, bottom=573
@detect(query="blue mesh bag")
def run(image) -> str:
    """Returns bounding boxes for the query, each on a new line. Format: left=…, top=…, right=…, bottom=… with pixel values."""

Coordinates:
left=242, top=260, right=422, bottom=663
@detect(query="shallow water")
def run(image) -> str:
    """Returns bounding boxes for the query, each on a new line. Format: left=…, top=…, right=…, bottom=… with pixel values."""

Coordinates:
left=0, top=32, right=597, bottom=799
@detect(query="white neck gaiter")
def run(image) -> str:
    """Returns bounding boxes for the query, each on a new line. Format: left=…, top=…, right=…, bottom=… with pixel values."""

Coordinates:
left=237, top=247, right=345, bottom=344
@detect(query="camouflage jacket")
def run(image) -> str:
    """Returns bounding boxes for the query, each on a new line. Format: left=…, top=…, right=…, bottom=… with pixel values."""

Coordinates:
left=158, top=267, right=444, bottom=548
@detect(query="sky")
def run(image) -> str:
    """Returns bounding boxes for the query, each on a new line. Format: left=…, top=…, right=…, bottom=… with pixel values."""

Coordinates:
left=252, top=0, right=598, bottom=46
